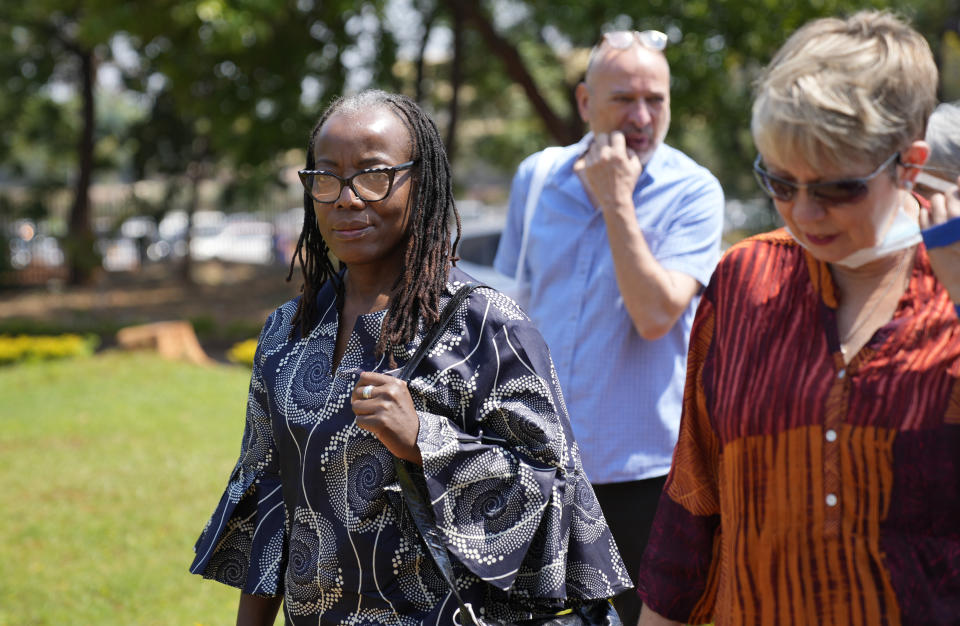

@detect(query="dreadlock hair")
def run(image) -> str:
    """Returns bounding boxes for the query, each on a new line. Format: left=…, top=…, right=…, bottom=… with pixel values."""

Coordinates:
left=286, top=90, right=462, bottom=362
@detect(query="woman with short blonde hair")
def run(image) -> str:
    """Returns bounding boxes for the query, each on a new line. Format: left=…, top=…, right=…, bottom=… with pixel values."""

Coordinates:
left=637, top=11, right=960, bottom=625
left=752, top=11, right=937, bottom=167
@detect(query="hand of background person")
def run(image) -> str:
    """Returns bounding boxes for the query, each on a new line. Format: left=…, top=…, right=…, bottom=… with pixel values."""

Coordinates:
left=919, top=180, right=960, bottom=306
left=577, top=131, right=643, bottom=214
left=352, top=372, right=423, bottom=464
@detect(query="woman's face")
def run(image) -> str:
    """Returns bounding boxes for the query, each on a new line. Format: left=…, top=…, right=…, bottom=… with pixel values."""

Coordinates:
left=761, top=153, right=903, bottom=264
left=311, top=107, right=414, bottom=270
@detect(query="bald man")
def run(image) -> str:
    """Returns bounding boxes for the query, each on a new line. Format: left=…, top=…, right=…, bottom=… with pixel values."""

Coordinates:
left=494, top=31, right=725, bottom=623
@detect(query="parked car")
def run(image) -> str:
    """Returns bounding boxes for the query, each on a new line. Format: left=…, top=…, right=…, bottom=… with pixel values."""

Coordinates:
left=7, top=220, right=65, bottom=269
left=454, top=208, right=510, bottom=289
left=99, top=237, right=140, bottom=272
left=190, top=217, right=275, bottom=265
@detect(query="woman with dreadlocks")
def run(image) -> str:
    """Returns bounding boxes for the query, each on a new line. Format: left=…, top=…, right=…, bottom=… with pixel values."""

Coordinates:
left=189, top=90, right=630, bottom=625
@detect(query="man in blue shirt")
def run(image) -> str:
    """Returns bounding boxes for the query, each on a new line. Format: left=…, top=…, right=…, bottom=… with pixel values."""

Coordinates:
left=494, top=31, right=724, bottom=624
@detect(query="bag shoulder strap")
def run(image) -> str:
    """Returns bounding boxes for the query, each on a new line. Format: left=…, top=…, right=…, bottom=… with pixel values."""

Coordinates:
left=395, top=461, right=481, bottom=625
left=394, top=281, right=484, bottom=625
left=515, top=146, right=564, bottom=284
left=398, top=282, right=482, bottom=382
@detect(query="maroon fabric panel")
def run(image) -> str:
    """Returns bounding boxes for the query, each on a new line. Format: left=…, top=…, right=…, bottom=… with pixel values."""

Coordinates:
left=636, top=491, right=719, bottom=622
left=881, top=426, right=960, bottom=624
left=704, top=236, right=837, bottom=442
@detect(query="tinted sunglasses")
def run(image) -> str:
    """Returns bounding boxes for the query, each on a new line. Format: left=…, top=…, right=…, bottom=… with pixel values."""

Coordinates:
left=752, top=152, right=899, bottom=204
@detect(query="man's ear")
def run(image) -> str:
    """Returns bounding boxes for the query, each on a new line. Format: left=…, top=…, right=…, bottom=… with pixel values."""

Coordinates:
left=575, top=82, right=591, bottom=124
left=900, top=139, right=931, bottom=184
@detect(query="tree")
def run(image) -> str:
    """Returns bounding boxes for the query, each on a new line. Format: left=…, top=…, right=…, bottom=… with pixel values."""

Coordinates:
left=121, top=0, right=399, bottom=280
left=0, top=2, right=135, bottom=283
left=1, top=0, right=401, bottom=283
left=430, top=0, right=959, bottom=198
left=3, top=0, right=958, bottom=284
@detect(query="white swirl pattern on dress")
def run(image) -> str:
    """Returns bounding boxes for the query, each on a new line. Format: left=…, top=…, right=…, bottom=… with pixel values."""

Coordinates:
left=190, top=268, right=632, bottom=623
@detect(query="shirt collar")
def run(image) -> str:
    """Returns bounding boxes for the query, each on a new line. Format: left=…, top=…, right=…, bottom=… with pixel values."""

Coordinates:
left=642, top=141, right=667, bottom=181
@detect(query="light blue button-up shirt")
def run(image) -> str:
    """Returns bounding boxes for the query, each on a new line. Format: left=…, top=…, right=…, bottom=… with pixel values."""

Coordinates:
left=494, top=135, right=724, bottom=484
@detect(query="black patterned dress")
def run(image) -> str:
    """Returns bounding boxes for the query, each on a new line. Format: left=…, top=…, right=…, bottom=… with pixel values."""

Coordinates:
left=190, top=266, right=631, bottom=624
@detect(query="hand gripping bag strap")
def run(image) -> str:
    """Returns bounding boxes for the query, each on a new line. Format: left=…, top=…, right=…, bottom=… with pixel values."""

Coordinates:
left=514, top=146, right=564, bottom=288
left=394, top=282, right=485, bottom=625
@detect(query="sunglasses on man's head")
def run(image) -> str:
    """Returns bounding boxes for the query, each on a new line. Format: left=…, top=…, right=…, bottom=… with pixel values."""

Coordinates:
left=602, top=30, right=668, bottom=52
left=752, top=152, right=899, bottom=204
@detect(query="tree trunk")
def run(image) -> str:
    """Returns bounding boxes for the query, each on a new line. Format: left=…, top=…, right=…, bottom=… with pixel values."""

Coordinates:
left=448, top=0, right=580, bottom=145
left=445, top=2, right=464, bottom=163
left=67, top=47, right=98, bottom=285
left=414, top=4, right=437, bottom=104
left=180, top=164, right=202, bottom=285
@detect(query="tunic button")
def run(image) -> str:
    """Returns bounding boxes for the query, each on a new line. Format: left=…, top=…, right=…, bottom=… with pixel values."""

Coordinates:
left=837, top=369, right=846, bottom=379
left=826, top=493, right=838, bottom=507
left=825, top=429, right=838, bottom=442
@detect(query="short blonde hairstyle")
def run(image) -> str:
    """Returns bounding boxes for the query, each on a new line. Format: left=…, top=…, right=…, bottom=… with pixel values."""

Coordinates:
left=752, top=11, right=938, bottom=172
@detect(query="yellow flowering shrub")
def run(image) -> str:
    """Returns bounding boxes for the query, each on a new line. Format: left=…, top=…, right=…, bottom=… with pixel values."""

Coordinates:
left=226, top=338, right=258, bottom=366
left=0, top=334, right=98, bottom=365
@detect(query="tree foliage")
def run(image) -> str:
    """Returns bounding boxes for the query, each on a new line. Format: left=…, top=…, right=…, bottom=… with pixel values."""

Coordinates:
left=1, top=0, right=959, bottom=284
left=0, top=1, right=137, bottom=282
left=441, top=0, right=959, bottom=195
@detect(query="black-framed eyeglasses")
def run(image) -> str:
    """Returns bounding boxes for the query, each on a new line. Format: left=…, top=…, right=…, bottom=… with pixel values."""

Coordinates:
left=602, top=30, right=668, bottom=52
left=298, top=160, right=416, bottom=203
left=752, top=152, right=899, bottom=204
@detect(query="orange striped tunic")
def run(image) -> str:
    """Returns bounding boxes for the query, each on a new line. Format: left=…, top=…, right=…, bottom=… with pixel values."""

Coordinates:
left=637, top=230, right=960, bottom=625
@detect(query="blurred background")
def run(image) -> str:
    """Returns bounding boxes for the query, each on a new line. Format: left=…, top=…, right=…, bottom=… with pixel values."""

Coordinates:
left=2, top=0, right=959, bottom=623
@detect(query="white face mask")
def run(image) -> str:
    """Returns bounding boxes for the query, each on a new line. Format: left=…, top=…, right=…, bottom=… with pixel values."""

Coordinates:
left=834, top=205, right=921, bottom=268
left=785, top=204, right=921, bottom=269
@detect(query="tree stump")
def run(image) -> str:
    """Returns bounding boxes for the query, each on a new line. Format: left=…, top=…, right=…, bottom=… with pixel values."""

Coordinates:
left=116, top=321, right=213, bottom=366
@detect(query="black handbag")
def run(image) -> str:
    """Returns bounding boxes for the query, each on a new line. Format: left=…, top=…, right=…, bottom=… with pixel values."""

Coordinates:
left=393, top=283, right=622, bottom=626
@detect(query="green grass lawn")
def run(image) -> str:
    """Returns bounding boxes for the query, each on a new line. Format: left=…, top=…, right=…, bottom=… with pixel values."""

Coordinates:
left=0, top=352, right=259, bottom=625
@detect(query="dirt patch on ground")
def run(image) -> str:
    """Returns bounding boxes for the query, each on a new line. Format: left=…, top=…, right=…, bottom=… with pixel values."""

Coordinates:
left=1, top=261, right=300, bottom=325
left=0, top=261, right=304, bottom=361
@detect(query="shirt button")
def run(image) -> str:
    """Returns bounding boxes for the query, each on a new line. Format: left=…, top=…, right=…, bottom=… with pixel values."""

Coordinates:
left=825, top=429, right=838, bottom=442
left=837, top=369, right=846, bottom=379
left=826, top=493, right=838, bottom=507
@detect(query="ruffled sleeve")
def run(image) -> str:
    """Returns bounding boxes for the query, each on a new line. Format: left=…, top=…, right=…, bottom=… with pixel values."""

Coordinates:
left=190, top=314, right=287, bottom=596
left=410, top=287, right=633, bottom=603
